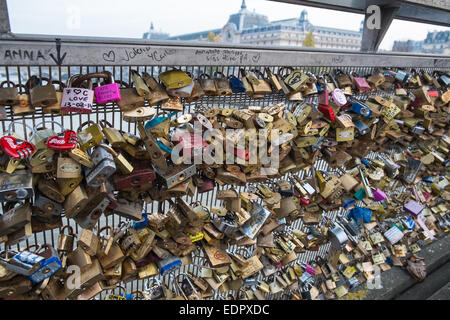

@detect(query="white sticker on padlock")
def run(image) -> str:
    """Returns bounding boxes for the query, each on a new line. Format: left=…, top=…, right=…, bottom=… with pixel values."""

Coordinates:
left=384, top=226, right=404, bottom=244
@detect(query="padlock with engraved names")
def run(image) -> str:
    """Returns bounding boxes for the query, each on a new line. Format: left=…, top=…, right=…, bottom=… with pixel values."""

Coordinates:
left=56, top=156, right=81, bottom=179
left=60, top=74, right=94, bottom=113
left=73, top=71, right=121, bottom=104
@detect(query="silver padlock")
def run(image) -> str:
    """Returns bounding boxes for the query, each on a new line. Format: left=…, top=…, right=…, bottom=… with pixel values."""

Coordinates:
left=212, top=212, right=239, bottom=234
left=34, top=193, right=63, bottom=216
left=0, top=170, right=34, bottom=202
left=156, top=163, right=196, bottom=189
left=84, top=146, right=116, bottom=187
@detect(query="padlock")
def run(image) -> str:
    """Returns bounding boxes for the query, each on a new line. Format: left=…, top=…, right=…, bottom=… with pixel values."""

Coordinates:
left=350, top=71, right=371, bottom=92
left=76, top=121, right=104, bottom=152
left=34, top=193, right=63, bottom=216
left=97, top=143, right=133, bottom=175
left=63, top=184, right=89, bottom=218
left=40, top=80, right=67, bottom=114
left=97, top=226, right=114, bottom=257
left=334, top=69, right=352, bottom=88
left=100, top=120, right=126, bottom=148
left=0, top=246, right=61, bottom=283
left=213, top=71, right=232, bottom=96
left=0, top=202, right=31, bottom=237
left=116, top=80, right=146, bottom=112
left=27, top=76, right=58, bottom=107
left=131, top=70, right=151, bottom=99
left=123, top=106, right=157, bottom=123
left=228, top=75, right=246, bottom=93
left=77, top=228, right=99, bottom=256
left=113, top=198, right=143, bottom=221
left=283, top=69, right=309, bottom=92
left=74, top=184, right=110, bottom=229
left=0, top=122, right=36, bottom=160
left=0, top=80, right=19, bottom=106
left=84, top=145, right=117, bottom=187
left=328, top=73, right=347, bottom=106
left=138, top=123, right=168, bottom=172
left=11, top=84, right=34, bottom=116
left=68, top=147, right=93, bottom=168
left=141, top=72, right=169, bottom=105
left=73, top=71, right=121, bottom=104
left=0, top=170, right=34, bottom=202
left=37, top=179, right=64, bottom=204
left=60, top=74, right=94, bottom=113
left=56, top=156, right=81, bottom=179
left=38, top=121, right=77, bottom=152
left=198, top=73, right=217, bottom=96
left=250, top=69, right=272, bottom=96
left=57, top=225, right=76, bottom=253
left=113, top=159, right=155, bottom=190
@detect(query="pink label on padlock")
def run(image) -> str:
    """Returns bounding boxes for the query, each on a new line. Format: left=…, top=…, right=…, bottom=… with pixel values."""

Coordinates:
left=275, top=263, right=283, bottom=269
left=373, top=188, right=387, bottom=202
left=94, top=83, right=121, bottom=104
left=331, top=88, right=347, bottom=106
left=61, top=88, right=94, bottom=113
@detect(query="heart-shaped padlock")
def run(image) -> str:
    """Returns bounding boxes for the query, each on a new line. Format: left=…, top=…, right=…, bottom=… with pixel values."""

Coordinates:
left=0, top=122, right=36, bottom=159
left=34, top=121, right=77, bottom=151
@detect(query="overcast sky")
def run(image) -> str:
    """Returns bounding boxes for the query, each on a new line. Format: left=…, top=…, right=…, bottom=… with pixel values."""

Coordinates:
left=6, top=0, right=450, bottom=50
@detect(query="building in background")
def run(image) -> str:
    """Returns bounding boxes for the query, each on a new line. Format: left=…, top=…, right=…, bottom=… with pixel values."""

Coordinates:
left=142, top=0, right=363, bottom=50
left=392, top=30, right=449, bottom=55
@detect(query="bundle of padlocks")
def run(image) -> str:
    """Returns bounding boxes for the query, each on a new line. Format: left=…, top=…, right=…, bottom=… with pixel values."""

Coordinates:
left=0, top=66, right=448, bottom=300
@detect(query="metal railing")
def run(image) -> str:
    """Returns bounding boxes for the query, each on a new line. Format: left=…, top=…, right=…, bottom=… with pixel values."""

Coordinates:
left=0, top=35, right=449, bottom=300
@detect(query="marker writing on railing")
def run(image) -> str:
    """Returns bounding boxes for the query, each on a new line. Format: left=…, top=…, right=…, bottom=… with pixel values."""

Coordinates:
left=49, top=38, right=67, bottom=66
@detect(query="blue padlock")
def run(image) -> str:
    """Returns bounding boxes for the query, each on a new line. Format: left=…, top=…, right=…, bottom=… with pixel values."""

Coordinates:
left=347, top=206, right=373, bottom=224
left=228, top=76, right=246, bottom=93
left=158, top=256, right=182, bottom=275
left=361, top=158, right=371, bottom=167
left=350, top=101, right=372, bottom=118
left=133, top=213, right=148, bottom=230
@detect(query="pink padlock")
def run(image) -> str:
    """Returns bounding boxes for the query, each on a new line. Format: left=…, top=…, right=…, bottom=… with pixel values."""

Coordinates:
left=373, top=188, right=387, bottom=202
left=353, top=77, right=371, bottom=92
left=60, top=74, right=94, bottom=113
left=305, top=264, right=316, bottom=275
left=94, top=71, right=121, bottom=104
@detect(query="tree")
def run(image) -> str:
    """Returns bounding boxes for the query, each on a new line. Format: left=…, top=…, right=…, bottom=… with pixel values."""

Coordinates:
left=206, top=32, right=216, bottom=42
left=302, top=31, right=315, bottom=47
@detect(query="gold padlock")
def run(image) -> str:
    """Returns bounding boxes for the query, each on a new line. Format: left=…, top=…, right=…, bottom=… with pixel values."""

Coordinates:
left=77, top=121, right=104, bottom=152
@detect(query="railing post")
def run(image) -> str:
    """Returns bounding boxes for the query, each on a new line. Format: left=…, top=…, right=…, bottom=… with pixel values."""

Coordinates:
left=0, top=0, right=11, bottom=35
left=361, top=0, right=400, bottom=52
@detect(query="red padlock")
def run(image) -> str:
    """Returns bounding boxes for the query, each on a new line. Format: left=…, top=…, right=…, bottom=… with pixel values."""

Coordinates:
left=318, top=104, right=336, bottom=122
left=34, top=121, right=77, bottom=151
left=0, top=122, right=36, bottom=159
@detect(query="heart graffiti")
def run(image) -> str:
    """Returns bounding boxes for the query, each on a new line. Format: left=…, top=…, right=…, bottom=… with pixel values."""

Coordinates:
left=103, top=50, right=116, bottom=63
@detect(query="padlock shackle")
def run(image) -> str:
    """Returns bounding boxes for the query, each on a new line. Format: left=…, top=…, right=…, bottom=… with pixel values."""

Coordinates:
left=32, top=121, right=64, bottom=139
left=213, top=71, right=226, bottom=79
left=97, top=143, right=119, bottom=157
left=51, top=80, right=66, bottom=91
left=115, top=80, right=130, bottom=88
left=199, top=73, right=211, bottom=80
left=97, top=225, right=114, bottom=236
left=77, top=120, right=98, bottom=133
left=61, top=225, right=75, bottom=236
left=71, top=71, right=113, bottom=88
left=7, top=121, right=34, bottom=139
left=98, top=119, right=114, bottom=129
left=0, top=80, right=16, bottom=88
